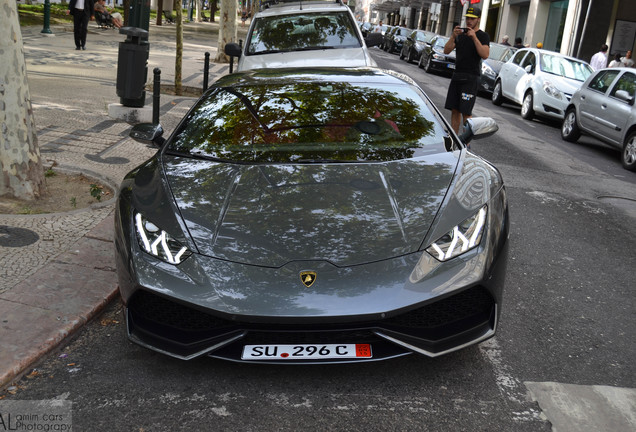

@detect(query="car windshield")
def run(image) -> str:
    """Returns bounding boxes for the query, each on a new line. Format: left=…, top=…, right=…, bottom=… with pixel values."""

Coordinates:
left=489, top=44, right=510, bottom=60
left=415, top=31, right=432, bottom=42
left=540, top=54, right=593, bottom=81
left=247, top=12, right=361, bottom=54
left=168, top=80, right=448, bottom=163
left=434, top=37, right=448, bottom=49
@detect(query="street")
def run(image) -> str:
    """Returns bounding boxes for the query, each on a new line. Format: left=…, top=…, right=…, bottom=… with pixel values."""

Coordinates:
left=2, top=32, right=635, bottom=431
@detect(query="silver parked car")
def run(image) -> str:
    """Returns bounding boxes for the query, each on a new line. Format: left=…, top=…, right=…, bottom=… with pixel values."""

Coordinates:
left=561, top=67, right=636, bottom=171
left=224, top=0, right=382, bottom=71
left=117, top=67, right=509, bottom=363
left=492, top=48, right=593, bottom=120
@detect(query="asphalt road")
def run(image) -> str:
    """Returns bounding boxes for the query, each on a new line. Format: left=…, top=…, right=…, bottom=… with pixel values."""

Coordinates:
left=3, top=47, right=635, bottom=432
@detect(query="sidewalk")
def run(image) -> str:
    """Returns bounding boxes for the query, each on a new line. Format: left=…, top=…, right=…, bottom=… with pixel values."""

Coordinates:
left=0, top=19, right=247, bottom=389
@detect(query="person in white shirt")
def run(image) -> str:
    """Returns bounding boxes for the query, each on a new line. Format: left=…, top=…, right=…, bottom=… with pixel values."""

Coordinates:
left=590, top=44, right=608, bottom=70
left=608, top=53, right=622, bottom=68
left=622, top=50, right=634, bottom=68
left=373, top=20, right=383, bottom=33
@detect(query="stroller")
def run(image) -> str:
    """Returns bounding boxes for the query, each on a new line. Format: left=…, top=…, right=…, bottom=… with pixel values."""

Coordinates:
left=95, top=10, right=114, bottom=29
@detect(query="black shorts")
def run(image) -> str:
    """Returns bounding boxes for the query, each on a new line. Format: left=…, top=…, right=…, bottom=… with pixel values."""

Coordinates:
left=444, top=73, right=480, bottom=115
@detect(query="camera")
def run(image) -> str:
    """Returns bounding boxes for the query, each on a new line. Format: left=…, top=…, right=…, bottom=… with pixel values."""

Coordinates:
left=461, top=27, right=470, bottom=33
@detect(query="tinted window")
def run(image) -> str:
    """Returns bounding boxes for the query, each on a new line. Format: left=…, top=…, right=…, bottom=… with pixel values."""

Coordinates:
left=512, top=50, right=527, bottom=65
left=169, top=81, right=447, bottom=163
left=247, top=12, right=360, bottom=54
left=521, top=52, right=536, bottom=71
left=588, top=70, right=620, bottom=93
left=609, top=72, right=636, bottom=99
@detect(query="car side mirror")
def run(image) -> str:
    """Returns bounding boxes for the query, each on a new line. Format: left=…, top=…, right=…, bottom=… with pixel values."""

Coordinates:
left=365, top=32, right=383, bottom=48
left=224, top=42, right=242, bottom=58
left=615, top=89, right=634, bottom=105
left=459, top=117, right=498, bottom=144
left=524, top=64, right=533, bottom=74
left=130, top=123, right=165, bottom=147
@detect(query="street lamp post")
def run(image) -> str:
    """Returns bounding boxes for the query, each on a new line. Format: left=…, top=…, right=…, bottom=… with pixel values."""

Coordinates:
left=41, top=0, right=53, bottom=34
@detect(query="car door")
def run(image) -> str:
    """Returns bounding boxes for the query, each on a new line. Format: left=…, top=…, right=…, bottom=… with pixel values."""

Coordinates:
left=600, top=71, right=636, bottom=145
left=577, top=69, right=621, bottom=135
left=500, top=49, right=528, bottom=99
left=511, top=51, right=537, bottom=104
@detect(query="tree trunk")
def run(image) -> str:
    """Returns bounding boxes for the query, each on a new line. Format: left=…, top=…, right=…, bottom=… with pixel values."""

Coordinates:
left=0, top=0, right=45, bottom=200
left=210, top=0, right=217, bottom=23
left=156, top=0, right=163, bottom=26
left=175, top=0, right=183, bottom=95
left=195, top=0, right=202, bottom=22
left=215, top=0, right=237, bottom=63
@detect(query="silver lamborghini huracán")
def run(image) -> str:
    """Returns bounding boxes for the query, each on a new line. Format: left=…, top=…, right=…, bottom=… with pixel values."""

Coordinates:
left=115, top=67, right=509, bottom=364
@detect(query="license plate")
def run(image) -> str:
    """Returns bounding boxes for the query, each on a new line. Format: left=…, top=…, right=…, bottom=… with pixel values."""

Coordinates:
left=447, top=63, right=455, bottom=69
left=241, top=344, right=372, bottom=360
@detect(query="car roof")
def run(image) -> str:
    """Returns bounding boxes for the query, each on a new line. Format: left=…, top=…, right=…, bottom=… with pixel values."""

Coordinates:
left=257, top=0, right=351, bottom=16
left=214, top=67, right=419, bottom=88
left=515, top=48, right=590, bottom=64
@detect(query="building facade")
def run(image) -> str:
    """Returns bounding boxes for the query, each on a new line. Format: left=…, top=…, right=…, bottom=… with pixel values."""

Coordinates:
left=359, top=0, right=636, bottom=64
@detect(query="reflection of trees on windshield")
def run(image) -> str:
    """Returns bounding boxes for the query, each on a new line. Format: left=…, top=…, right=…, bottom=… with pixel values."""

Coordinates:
left=169, top=80, right=440, bottom=163
left=248, top=13, right=360, bottom=53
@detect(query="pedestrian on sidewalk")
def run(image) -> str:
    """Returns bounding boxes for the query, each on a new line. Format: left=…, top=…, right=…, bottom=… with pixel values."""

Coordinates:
left=68, top=0, right=95, bottom=50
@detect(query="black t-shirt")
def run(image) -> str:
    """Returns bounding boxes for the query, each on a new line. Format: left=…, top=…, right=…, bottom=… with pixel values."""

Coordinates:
left=454, top=30, right=490, bottom=76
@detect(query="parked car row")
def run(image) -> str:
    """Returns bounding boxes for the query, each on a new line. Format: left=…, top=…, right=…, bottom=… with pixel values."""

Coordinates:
left=381, top=29, right=633, bottom=172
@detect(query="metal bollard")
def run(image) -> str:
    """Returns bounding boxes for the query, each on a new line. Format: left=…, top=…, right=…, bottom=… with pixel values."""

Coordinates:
left=203, top=52, right=210, bottom=91
left=153, top=68, right=161, bottom=125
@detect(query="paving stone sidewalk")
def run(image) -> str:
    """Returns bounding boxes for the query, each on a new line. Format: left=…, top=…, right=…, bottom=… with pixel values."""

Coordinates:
left=0, top=19, right=244, bottom=388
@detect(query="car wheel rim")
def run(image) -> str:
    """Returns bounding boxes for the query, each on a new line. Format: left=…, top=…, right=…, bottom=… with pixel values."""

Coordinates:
left=626, top=136, right=636, bottom=165
left=522, top=94, right=532, bottom=115
left=493, top=83, right=500, bottom=100
left=563, top=112, right=574, bottom=135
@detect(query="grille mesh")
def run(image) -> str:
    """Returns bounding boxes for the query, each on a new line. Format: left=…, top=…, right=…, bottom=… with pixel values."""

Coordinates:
left=128, top=287, right=493, bottom=334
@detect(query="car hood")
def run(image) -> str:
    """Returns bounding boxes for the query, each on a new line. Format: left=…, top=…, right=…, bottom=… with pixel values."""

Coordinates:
left=238, top=48, right=377, bottom=71
left=157, top=154, right=458, bottom=267
left=433, top=47, right=455, bottom=58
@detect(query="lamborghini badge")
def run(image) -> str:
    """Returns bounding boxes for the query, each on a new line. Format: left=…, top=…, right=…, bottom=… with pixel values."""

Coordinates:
left=300, top=271, right=317, bottom=288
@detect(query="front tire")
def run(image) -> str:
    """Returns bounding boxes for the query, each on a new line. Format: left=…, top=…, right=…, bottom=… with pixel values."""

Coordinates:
left=623, top=132, right=636, bottom=171
left=492, top=80, right=503, bottom=105
left=521, top=91, right=535, bottom=120
left=423, top=55, right=432, bottom=73
left=561, top=108, right=581, bottom=142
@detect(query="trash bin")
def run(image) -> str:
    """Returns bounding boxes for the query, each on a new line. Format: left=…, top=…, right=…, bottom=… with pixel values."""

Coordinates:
left=116, top=27, right=149, bottom=108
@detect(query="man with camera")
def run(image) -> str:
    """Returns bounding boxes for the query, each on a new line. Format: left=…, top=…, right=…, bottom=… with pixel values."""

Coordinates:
left=443, top=7, right=490, bottom=134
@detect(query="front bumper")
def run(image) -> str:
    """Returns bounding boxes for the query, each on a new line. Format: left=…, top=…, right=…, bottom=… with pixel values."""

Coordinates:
left=125, top=284, right=501, bottom=363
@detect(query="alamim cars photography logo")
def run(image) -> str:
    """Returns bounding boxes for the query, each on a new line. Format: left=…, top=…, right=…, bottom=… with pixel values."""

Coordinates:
left=300, top=271, right=317, bottom=288
left=0, top=399, right=72, bottom=431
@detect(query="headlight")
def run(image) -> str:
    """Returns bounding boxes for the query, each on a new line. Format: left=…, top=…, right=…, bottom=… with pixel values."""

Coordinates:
left=432, top=53, right=444, bottom=60
left=425, top=206, right=487, bottom=262
left=542, top=81, right=563, bottom=100
left=482, top=63, right=496, bottom=78
left=135, top=212, right=192, bottom=264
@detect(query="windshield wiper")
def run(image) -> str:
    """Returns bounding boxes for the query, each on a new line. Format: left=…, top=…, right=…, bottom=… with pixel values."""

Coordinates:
left=295, top=158, right=344, bottom=164
left=294, top=46, right=336, bottom=51
left=165, top=148, right=249, bottom=164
